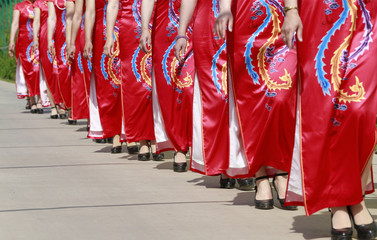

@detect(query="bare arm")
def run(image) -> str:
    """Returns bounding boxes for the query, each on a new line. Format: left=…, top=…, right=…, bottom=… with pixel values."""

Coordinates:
left=69, top=0, right=84, bottom=48
left=214, top=0, right=232, bottom=40
left=83, top=0, right=95, bottom=59
left=47, top=2, right=57, bottom=55
left=33, top=7, right=41, bottom=53
left=67, top=0, right=84, bottom=60
left=65, top=1, right=75, bottom=50
left=139, top=0, right=155, bottom=53
left=174, top=0, right=197, bottom=62
left=9, top=10, right=20, bottom=58
left=103, top=0, right=119, bottom=57
left=281, top=0, right=302, bottom=49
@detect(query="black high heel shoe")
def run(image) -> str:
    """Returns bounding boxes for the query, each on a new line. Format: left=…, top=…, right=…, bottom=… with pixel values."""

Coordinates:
left=37, top=104, right=44, bottom=114
left=68, top=119, right=77, bottom=125
left=272, top=173, right=298, bottom=210
left=152, top=152, right=164, bottom=161
left=30, top=105, right=37, bottom=114
left=138, top=152, right=151, bottom=161
left=50, top=107, right=58, bottom=119
left=111, top=145, right=122, bottom=154
left=330, top=209, right=353, bottom=240
left=127, top=145, right=139, bottom=154
left=237, top=178, right=255, bottom=191
left=173, top=152, right=187, bottom=172
left=348, top=206, right=377, bottom=240
left=254, top=176, right=273, bottom=210
left=219, top=176, right=236, bottom=189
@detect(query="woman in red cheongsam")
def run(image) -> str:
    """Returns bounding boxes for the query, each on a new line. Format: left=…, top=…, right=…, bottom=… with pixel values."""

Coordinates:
left=104, top=0, right=164, bottom=160
left=140, top=0, right=195, bottom=172
left=83, top=0, right=123, bottom=153
left=9, top=0, right=41, bottom=113
left=282, top=0, right=377, bottom=239
left=33, top=0, right=63, bottom=118
left=66, top=0, right=91, bottom=125
left=216, top=0, right=298, bottom=210
left=47, top=0, right=74, bottom=118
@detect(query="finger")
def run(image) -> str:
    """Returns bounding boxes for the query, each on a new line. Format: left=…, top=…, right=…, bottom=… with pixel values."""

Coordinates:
left=110, top=45, right=114, bottom=57
left=228, top=16, right=233, bottom=33
left=297, top=23, right=303, bottom=42
left=287, top=31, right=294, bottom=49
left=221, top=19, right=227, bottom=40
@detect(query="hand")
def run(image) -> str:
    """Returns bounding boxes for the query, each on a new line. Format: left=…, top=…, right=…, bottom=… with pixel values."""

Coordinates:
left=174, top=38, right=187, bottom=63
left=214, top=11, right=233, bottom=40
left=67, top=44, right=76, bottom=62
left=83, top=41, right=93, bottom=59
left=281, top=10, right=303, bottom=49
left=48, top=40, right=54, bottom=56
left=33, top=40, right=39, bottom=54
left=8, top=43, right=15, bottom=58
left=103, top=37, right=114, bottom=58
left=139, top=30, right=151, bottom=54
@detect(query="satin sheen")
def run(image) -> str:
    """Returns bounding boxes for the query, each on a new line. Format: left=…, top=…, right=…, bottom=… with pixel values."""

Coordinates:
left=152, top=0, right=195, bottom=152
left=119, top=0, right=155, bottom=142
left=228, top=0, right=298, bottom=176
left=15, top=0, right=40, bottom=98
left=88, top=0, right=123, bottom=139
left=286, top=0, right=377, bottom=215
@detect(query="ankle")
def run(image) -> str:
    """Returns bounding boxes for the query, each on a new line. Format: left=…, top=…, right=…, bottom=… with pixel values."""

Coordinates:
left=350, top=202, right=373, bottom=225
left=331, top=207, right=352, bottom=229
left=174, top=151, right=186, bottom=163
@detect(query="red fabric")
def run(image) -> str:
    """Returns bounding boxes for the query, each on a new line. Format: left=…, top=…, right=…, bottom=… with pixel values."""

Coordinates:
left=88, top=0, right=123, bottom=139
left=228, top=0, right=298, bottom=175
left=34, top=0, right=62, bottom=104
left=15, top=0, right=40, bottom=98
left=50, top=0, right=72, bottom=109
left=152, top=0, right=195, bottom=152
left=287, top=0, right=377, bottom=215
left=70, top=10, right=90, bottom=120
left=190, top=0, right=229, bottom=175
left=119, top=0, right=155, bottom=142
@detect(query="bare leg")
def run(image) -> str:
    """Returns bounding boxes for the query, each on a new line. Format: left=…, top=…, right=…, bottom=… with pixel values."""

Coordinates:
left=331, top=206, right=352, bottom=229
left=112, top=135, right=121, bottom=148
left=150, top=140, right=157, bottom=153
left=139, top=140, right=149, bottom=154
left=274, top=169, right=288, bottom=199
left=174, top=151, right=186, bottom=163
left=255, top=166, right=272, bottom=201
left=349, top=155, right=374, bottom=225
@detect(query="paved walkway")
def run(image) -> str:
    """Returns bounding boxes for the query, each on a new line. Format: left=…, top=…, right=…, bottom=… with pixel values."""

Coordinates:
left=0, top=80, right=376, bottom=240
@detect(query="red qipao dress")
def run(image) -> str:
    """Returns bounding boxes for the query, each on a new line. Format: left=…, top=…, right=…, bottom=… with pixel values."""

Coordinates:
left=34, top=0, right=56, bottom=107
left=48, top=0, right=71, bottom=109
left=14, top=1, right=40, bottom=99
left=70, top=1, right=90, bottom=120
left=88, top=0, right=123, bottom=139
left=190, top=0, right=247, bottom=176
left=286, top=0, right=377, bottom=215
left=118, top=0, right=155, bottom=142
left=227, top=0, right=298, bottom=176
left=152, top=0, right=195, bottom=153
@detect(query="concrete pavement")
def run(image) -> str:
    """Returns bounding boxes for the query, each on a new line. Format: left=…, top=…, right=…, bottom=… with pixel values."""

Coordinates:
left=0, top=80, right=376, bottom=240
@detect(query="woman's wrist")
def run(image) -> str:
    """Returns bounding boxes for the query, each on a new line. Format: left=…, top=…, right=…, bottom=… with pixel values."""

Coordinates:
left=175, top=35, right=188, bottom=41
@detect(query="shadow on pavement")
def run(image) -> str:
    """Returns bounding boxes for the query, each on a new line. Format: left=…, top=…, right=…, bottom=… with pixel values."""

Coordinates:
left=232, top=192, right=254, bottom=206
left=291, top=212, right=329, bottom=239
left=187, top=175, right=220, bottom=189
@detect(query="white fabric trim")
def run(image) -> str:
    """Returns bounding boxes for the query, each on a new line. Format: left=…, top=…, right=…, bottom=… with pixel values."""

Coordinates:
left=152, top=68, right=172, bottom=151
left=39, top=65, right=50, bottom=107
left=15, top=59, right=28, bottom=97
left=227, top=69, right=248, bottom=176
left=88, top=72, right=103, bottom=138
left=191, top=72, right=205, bottom=172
